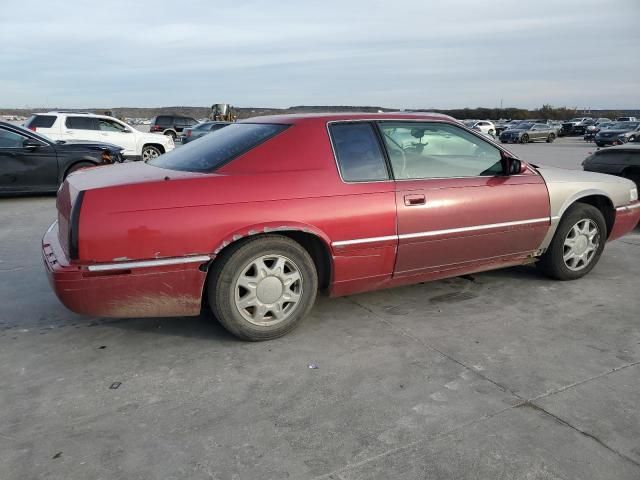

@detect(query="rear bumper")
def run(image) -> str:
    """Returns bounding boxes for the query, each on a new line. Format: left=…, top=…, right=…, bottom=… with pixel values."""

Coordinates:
left=610, top=203, right=640, bottom=242
left=42, top=221, right=209, bottom=318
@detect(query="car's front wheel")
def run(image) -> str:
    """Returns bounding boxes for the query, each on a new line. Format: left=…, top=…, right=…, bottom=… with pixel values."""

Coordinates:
left=142, top=145, right=162, bottom=162
left=546, top=133, right=555, bottom=143
left=521, top=134, right=529, bottom=143
left=537, top=203, right=606, bottom=280
left=208, top=235, right=318, bottom=341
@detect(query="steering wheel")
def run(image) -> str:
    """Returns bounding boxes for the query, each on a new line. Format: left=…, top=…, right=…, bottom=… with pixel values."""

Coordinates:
left=384, top=133, right=408, bottom=178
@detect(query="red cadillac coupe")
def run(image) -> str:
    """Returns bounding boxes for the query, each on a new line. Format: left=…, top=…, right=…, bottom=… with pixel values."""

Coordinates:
left=43, top=113, right=640, bottom=340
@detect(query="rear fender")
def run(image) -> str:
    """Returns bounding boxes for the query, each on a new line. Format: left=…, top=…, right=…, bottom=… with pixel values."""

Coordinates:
left=210, top=221, right=333, bottom=256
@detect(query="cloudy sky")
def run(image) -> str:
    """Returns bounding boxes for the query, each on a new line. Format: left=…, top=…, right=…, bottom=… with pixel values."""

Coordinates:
left=1, top=0, right=638, bottom=110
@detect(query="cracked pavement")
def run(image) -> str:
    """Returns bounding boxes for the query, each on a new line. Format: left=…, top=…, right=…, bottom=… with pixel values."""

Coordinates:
left=1, top=138, right=639, bottom=479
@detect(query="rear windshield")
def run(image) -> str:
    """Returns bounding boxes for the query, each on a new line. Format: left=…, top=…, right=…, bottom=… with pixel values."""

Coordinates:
left=149, top=123, right=288, bottom=172
left=25, top=115, right=56, bottom=128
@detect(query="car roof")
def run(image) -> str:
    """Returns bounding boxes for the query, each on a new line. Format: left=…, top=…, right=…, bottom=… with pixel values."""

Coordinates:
left=241, top=111, right=455, bottom=125
left=595, top=144, right=640, bottom=153
left=36, top=111, right=113, bottom=118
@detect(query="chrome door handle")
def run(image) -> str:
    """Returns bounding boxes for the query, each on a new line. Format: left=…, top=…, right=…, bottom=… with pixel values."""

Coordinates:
left=404, top=194, right=426, bottom=206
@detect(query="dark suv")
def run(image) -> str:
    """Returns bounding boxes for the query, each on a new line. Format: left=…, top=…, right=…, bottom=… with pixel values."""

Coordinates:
left=150, top=115, right=198, bottom=139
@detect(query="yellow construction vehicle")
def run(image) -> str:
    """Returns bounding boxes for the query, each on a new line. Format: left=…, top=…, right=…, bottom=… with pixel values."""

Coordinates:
left=210, top=104, right=237, bottom=122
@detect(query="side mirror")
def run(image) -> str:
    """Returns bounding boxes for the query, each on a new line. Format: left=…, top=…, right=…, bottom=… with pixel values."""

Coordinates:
left=23, top=138, right=43, bottom=150
left=501, top=153, right=526, bottom=175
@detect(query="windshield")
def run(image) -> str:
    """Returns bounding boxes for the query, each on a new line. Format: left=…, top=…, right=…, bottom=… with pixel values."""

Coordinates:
left=515, top=122, right=533, bottom=130
left=463, top=121, right=476, bottom=127
left=149, top=123, right=288, bottom=172
left=568, top=118, right=584, bottom=122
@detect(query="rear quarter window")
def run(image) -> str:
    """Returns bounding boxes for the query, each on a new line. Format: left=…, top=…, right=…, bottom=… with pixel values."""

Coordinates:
left=149, top=123, right=288, bottom=173
left=329, top=122, right=389, bottom=182
left=25, top=115, right=57, bottom=128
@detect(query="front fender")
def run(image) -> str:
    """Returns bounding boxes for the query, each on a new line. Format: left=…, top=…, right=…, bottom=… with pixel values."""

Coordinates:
left=536, top=166, right=634, bottom=250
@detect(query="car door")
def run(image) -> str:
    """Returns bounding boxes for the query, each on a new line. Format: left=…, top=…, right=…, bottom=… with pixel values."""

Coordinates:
left=533, top=124, right=547, bottom=140
left=64, top=116, right=101, bottom=142
left=0, top=126, right=58, bottom=193
left=378, top=121, right=550, bottom=277
left=95, top=118, right=137, bottom=156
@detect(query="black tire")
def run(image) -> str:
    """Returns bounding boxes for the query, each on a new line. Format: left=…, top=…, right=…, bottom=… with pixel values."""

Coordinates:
left=536, top=203, right=607, bottom=281
left=141, top=145, right=162, bottom=162
left=488, top=129, right=495, bottom=136
left=546, top=133, right=555, bottom=143
left=208, top=235, right=318, bottom=341
left=164, top=130, right=177, bottom=140
left=63, top=161, right=95, bottom=180
left=521, top=134, right=529, bottom=143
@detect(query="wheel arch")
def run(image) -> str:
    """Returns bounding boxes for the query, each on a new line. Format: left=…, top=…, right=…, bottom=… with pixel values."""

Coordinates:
left=142, top=142, right=166, bottom=154
left=206, top=222, right=334, bottom=291
left=539, top=189, right=617, bottom=252
left=61, top=158, right=99, bottom=181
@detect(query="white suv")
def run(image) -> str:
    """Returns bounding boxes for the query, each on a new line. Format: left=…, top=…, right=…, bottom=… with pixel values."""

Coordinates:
left=463, top=120, right=496, bottom=136
left=25, top=112, right=175, bottom=161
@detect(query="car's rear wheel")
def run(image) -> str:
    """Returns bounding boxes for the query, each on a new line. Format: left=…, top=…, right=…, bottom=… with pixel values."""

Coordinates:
left=488, top=129, right=495, bottom=136
left=63, top=161, right=95, bottom=180
left=164, top=130, right=177, bottom=141
left=142, top=145, right=162, bottom=162
left=521, top=134, right=529, bottom=143
left=537, top=203, right=606, bottom=280
left=546, top=133, right=555, bottom=143
left=208, top=235, right=318, bottom=341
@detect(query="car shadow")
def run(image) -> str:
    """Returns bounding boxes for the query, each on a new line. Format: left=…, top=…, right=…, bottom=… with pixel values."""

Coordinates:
left=96, top=311, right=240, bottom=343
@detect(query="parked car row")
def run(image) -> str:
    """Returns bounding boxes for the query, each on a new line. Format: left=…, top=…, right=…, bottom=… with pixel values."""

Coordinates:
left=0, top=121, right=123, bottom=194
left=591, top=121, right=640, bottom=147
left=25, top=112, right=175, bottom=161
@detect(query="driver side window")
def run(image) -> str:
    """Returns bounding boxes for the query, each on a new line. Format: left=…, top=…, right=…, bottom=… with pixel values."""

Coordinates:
left=379, top=122, right=503, bottom=180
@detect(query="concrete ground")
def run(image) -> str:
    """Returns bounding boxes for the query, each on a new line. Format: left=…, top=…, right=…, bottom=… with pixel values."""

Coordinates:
left=1, top=138, right=639, bottom=480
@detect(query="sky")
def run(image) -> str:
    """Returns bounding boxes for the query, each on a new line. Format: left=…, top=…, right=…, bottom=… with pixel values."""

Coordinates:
left=1, top=0, right=639, bottom=110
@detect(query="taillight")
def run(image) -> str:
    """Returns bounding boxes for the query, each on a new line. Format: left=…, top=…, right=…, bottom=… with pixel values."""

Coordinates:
left=150, top=125, right=162, bottom=132
left=186, top=130, right=192, bottom=137
left=28, top=126, right=36, bottom=131
left=69, top=191, right=85, bottom=260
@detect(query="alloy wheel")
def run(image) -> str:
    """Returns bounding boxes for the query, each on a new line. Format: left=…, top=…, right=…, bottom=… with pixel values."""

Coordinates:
left=563, top=219, right=600, bottom=271
left=142, top=148, right=160, bottom=161
left=234, top=254, right=303, bottom=326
